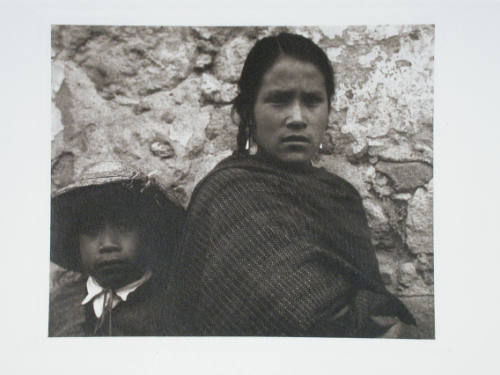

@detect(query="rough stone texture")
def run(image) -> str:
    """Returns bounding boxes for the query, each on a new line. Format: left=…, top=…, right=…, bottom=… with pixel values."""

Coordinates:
left=407, top=180, right=434, bottom=254
left=399, top=296, right=435, bottom=339
left=376, top=161, right=432, bottom=192
left=51, top=25, right=434, bottom=338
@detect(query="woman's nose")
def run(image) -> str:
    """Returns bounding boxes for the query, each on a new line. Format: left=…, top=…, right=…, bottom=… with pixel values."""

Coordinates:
left=98, top=224, right=121, bottom=253
left=285, top=101, right=306, bottom=129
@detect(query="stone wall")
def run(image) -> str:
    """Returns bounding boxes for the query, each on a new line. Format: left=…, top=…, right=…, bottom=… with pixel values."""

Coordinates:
left=51, top=25, right=434, bottom=338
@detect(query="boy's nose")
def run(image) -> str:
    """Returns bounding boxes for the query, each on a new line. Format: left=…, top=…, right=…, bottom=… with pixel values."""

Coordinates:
left=98, top=224, right=121, bottom=253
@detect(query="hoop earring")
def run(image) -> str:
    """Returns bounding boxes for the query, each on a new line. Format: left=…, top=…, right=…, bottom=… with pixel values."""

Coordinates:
left=248, top=138, right=258, bottom=155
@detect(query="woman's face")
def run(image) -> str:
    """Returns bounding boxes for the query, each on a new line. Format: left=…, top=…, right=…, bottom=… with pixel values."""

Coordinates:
left=253, top=55, right=329, bottom=165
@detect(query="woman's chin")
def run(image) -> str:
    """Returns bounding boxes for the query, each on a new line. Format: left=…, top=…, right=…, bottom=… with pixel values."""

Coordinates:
left=276, top=151, right=314, bottom=165
left=257, top=147, right=312, bottom=165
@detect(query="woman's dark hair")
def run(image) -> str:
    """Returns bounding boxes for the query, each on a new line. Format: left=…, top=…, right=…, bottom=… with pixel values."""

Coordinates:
left=233, top=32, right=335, bottom=153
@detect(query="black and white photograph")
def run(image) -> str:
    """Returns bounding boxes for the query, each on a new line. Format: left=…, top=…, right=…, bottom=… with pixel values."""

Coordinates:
left=2, top=1, right=500, bottom=374
left=49, top=25, right=434, bottom=338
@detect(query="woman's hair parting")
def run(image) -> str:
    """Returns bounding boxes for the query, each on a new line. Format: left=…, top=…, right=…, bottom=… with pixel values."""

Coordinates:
left=232, top=32, right=335, bottom=153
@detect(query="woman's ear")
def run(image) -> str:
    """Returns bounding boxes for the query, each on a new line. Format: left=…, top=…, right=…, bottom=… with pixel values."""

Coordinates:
left=230, top=107, right=241, bottom=126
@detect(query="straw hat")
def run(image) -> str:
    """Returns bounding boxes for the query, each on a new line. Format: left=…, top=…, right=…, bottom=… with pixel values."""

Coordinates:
left=50, top=161, right=184, bottom=271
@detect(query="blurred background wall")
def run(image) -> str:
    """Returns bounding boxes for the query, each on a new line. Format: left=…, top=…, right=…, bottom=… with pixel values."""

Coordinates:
left=51, top=25, right=434, bottom=338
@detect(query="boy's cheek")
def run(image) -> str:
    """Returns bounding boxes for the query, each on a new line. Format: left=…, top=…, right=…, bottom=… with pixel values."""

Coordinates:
left=79, top=238, right=98, bottom=265
left=79, top=252, right=98, bottom=276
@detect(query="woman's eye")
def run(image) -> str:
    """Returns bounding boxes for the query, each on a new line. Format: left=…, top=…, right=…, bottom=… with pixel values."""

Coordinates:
left=270, top=100, right=286, bottom=106
left=266, top=93, right=291, bottom=106
left=303, top=94, right=323, bottom=107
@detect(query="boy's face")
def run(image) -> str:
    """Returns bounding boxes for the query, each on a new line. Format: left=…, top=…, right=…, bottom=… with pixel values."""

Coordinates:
left=79, top=211, right=147, bottom=289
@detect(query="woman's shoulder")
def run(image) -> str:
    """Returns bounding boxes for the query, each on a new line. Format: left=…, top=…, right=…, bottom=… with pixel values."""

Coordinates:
left=206, top=154, right=257, bottom=182
left=192, top=153, right=363, bottom=203
left=184, top=155, right=248, bottom=212
left=191, top=154, right=266, bottom=196
left=308, top=165, right=363, bottom=202
left=192, top=153, right=327, bottom=196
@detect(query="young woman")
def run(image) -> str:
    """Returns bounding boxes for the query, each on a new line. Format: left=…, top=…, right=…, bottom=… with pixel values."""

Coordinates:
left=166, top=32, right=415, bottom=337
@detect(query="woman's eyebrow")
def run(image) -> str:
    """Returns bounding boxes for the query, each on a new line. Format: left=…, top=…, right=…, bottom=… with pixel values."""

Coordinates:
left=262, top=89, right=293, bottom=99
left=263, top=89, right=292, bottom=95
left=262, top=89, right=326, bottom=101
left=302, top=91, right=326, bottom=99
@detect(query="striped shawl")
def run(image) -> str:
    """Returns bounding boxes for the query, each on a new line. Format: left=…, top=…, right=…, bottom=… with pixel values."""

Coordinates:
left=166, top=153, right=415, bottom=336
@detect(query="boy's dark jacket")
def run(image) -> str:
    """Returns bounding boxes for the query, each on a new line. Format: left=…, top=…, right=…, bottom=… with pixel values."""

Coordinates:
left=49, top=274, right=169, bottom=336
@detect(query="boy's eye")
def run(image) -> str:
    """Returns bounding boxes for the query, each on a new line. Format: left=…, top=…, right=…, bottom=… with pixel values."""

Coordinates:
left=79, top=221, right=101, bottom=236
left=112, top=216, right=137, bottom=232
left=115, top=221, right=134, bottom=232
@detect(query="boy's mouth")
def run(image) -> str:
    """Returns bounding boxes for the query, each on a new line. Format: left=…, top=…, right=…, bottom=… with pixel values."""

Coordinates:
left=92, top=260, right=145, bottom=289
left=95, top=259, right=130, bottom=273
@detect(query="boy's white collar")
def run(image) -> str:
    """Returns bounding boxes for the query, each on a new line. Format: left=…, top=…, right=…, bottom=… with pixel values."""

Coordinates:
left=81, top=270, right=152, bottom=318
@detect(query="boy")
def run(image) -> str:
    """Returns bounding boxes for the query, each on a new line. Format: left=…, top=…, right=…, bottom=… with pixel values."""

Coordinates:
left=49, top=161, right=184, bottom=336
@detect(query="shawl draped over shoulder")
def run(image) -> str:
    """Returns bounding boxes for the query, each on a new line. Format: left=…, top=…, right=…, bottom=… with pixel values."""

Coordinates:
left=166, top=153, right=415, bottom=336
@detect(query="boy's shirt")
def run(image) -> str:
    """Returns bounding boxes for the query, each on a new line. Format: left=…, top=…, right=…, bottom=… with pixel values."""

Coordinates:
left=82, top=271, right=153, bottom=318
left=49, top=270, right=168, bottom=336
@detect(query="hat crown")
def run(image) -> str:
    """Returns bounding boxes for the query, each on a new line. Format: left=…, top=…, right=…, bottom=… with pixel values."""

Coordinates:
left=79, top=160, right=138, bottom=180
left=53, top=160, right=145, bottom=198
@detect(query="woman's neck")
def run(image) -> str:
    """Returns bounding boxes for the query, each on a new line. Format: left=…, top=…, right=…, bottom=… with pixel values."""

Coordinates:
left=253, top=148, right=314, bottom=173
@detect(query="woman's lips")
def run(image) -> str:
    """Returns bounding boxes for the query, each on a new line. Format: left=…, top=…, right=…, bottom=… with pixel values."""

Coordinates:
left=281, top=135, right=310, bottom=144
